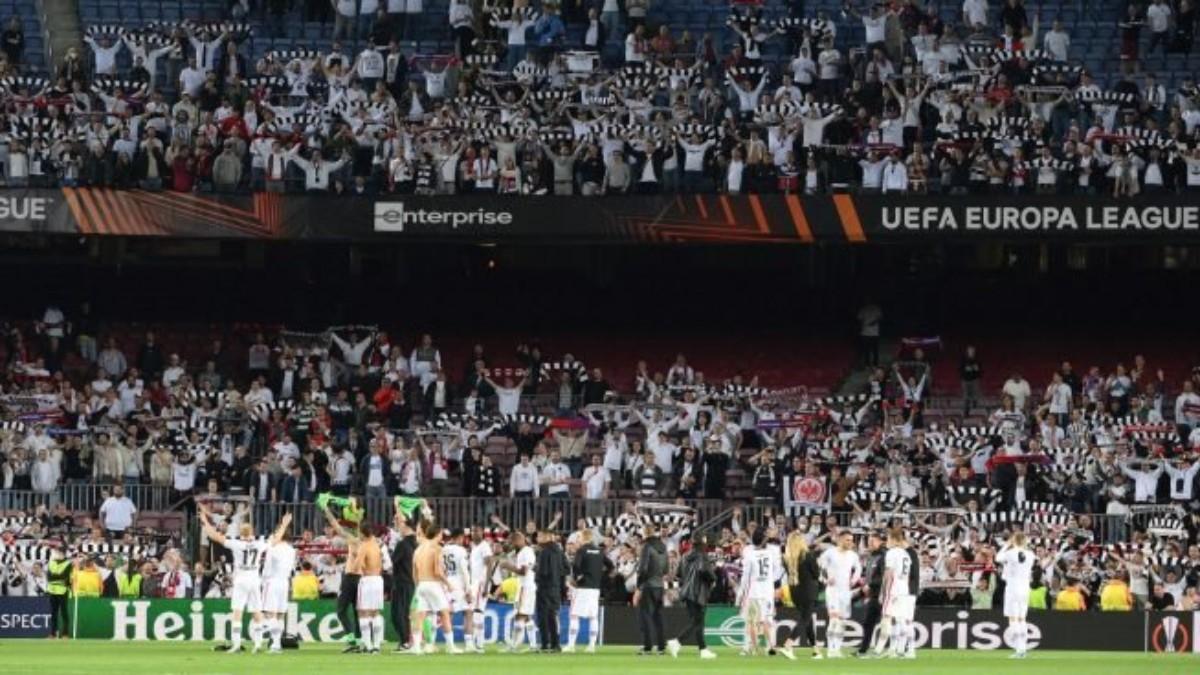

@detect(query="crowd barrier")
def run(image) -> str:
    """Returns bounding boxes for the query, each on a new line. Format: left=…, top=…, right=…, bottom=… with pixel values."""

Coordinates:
left=248, top=497, right=730, bottom=534
left=0, top=486, right=1137, bottom=549
left=0, top=484, right=177, bottom=513
left=2, top=598, right=1195, bottom=653
left=5, top=189, right=1200, bottom=243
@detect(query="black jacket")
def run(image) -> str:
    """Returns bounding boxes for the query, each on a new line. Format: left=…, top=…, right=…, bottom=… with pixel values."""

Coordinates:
left=677, top=547, right=716, bottom=605
left=787, top=550, right=821, bottom=603
left=572, top=542, right=606, bottom=589
left=536, top=542, right=569, bottom=601
left=636, top=536, right=668, bottom=590
left=863, top=547, right=885, bottom=597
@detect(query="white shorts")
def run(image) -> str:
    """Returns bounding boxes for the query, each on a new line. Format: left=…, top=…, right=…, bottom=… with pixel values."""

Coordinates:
left=883, top=594, right=915, bottom=621
left=825, top=588, right=851, bottom=618
left=231, top=575, right=263, bottom=613
left=447, top=581, right=469, bottom=613
left=516, top=582, right=537, bottom=616
left=470, top=582, right=489, bottom=612
left=570, top=588, right=600, bottom=619
left=261, top=577, right=291, bottom=614
left=1004, top=588, right=1029, bottom=618
left=357, top=575, right=385, bottom=612
left=416, top=580, right=450, bottom=613
left=741, top=595, right=775, bottom=622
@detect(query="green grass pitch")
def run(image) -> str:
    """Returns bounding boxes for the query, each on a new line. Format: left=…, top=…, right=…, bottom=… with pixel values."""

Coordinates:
left=0, top=641, right=1196, bottom=674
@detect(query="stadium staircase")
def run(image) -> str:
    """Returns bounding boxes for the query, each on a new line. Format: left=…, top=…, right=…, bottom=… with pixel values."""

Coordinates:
left=39, top=0, right=81, bottom=73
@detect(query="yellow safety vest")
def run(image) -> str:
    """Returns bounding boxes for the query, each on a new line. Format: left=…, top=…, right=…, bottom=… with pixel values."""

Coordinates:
left=47, top=560, right=71, bottom=596
left=116, top=571, right=142, bottom=598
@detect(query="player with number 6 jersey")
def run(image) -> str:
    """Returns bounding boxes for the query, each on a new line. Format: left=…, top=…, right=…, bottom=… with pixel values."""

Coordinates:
left=995, top=531, right=1036, bottom=659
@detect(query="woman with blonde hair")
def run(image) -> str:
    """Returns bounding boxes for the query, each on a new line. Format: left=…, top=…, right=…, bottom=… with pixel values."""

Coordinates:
left=779, top=529, right=821, bottom=659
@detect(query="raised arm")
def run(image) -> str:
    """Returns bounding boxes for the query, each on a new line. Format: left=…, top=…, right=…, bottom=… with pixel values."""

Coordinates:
left=198, top=503, right=227, bottom=546
left=321, top=503, right=359, bottom=542
left=269, top=512, right=293, bottom=545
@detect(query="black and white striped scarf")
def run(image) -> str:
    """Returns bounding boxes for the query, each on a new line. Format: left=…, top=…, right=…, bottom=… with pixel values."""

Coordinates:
left=946, top=485, right=1001, bottom=506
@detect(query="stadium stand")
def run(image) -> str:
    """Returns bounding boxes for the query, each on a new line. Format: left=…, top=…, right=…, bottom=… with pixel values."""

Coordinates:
left=4, top=1, right=1200, bottom=195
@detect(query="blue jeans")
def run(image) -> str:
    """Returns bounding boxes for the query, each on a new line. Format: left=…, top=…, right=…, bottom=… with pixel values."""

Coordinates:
left=601, top=11, right=620, bottom=43
left=506, top=44, right=527, bottom=71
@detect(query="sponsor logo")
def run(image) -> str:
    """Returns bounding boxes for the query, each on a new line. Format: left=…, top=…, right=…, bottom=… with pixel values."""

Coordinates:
left=0, top=612, right=50, bottom=629
left=374, top=202, right=514, bottom=232
left=100, top=599, right=597, bottom=643
left=1150, top=615, right=1191, bottom=653
left=705, top=610, right=1040, bottom=651
left=0, top=196, right=51, bottom=221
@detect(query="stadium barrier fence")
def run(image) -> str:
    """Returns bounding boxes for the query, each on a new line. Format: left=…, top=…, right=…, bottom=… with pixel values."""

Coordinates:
left=2, top=597, right=1195, bottom=653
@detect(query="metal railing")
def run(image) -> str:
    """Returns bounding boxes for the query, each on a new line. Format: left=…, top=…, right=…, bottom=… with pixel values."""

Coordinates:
left=242, top=497, right=730, bottom=535
left=0, top=485, right=1137, bottom=549
left=0, top=483, right=177, bottom=513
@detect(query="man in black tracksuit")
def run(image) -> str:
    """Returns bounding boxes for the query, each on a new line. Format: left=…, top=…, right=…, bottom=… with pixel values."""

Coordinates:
left=858, top=531, right=886, bottom=656
left=668, top=532, right=716, bottom=655
left=636, top=525, right=669, bottom=655
left=390, top=514, right=418, bottom=652
left=535, top=530, right=569, bottom=652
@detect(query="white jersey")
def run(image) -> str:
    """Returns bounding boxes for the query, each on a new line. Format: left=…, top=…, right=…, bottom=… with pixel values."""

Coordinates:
left=516, top=546, right=537, bottom=586
left=469, top=541, right=492, bottom=585
left=818, top=547, right=861, bottom=591
left=262, top=542, right=297, bottom=582
left=442, top=543, right=470, bottom=588
left=883, top=547, right=912, bottom=599
left=995, top=546, right=1035, bottom=590
left=225, top=538, right=269, bottom=578
left=740, top=544, right=783, bottom=599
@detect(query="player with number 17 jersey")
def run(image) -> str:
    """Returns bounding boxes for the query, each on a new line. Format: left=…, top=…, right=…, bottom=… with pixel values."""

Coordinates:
left=226, top=538, right=269, bottom=613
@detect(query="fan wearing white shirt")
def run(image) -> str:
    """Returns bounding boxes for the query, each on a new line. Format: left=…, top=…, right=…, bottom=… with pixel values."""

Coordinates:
left=286, top=146, right=349, bottom=192
left=1043, top=372, right=1072, bottom=425
left=541, top=450, right=573, bottom=499
left=962, top=0, right=989, bottom=30
left=1043, top=20, right=1071, bottom=61
left=83, top=33, right=124, bottom=76
left=881, top=154, right=909, bottom=193
left=849, top=4, right=891, bottom=49
left=510, top=454, right=541, bottom=498
left=859, top=152, right=886, bottom=191
left=483, top=372, right=527, bottom=416
left=1147, top=0, right=1172, bottom=56
left=580, top=454, right=611, bottom=501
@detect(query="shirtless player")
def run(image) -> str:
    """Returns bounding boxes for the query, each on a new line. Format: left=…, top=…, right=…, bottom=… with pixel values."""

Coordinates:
left=354, top=521, right=386, bottom=655
left=406, top=522, right=461, bottom=655
left=321, top=503, right=364, bottom=652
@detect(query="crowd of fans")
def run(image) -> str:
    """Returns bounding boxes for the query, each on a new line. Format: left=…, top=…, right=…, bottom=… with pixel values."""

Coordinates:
left=3, top=1, right=1200, bottom=195
left=1, top=302, right=1199, bottom=609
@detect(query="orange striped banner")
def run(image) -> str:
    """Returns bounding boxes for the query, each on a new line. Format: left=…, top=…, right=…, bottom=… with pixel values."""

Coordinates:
left=832, top=194, right=867, bottom=243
